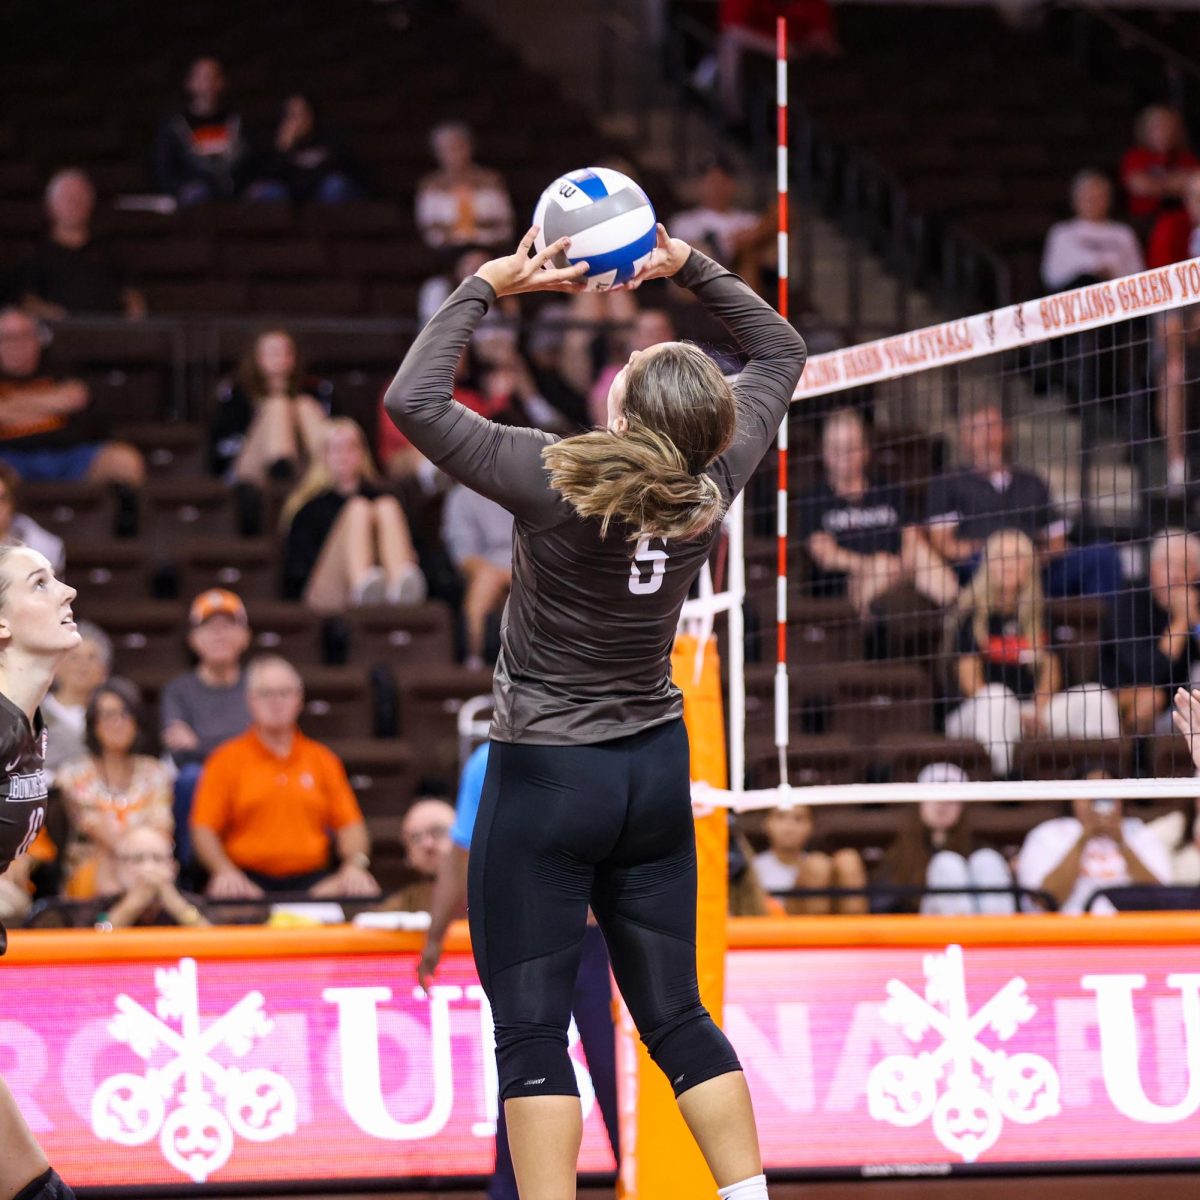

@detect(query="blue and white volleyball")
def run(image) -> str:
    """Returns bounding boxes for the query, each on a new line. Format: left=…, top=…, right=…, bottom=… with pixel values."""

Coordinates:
left=533, top=167, right=657, bottom=291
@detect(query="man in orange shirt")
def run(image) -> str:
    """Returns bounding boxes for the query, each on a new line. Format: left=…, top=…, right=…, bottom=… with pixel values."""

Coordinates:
left=190, top=654, right=380, bottom=899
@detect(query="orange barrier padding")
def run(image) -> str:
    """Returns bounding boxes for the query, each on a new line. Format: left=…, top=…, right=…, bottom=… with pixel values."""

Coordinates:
left=8, top=911, right=1200, bottom=968
left=725, top=912, right=1200, bottom=947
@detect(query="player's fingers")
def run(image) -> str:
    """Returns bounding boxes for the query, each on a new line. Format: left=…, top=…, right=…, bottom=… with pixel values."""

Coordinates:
left=518, top=225, right=539, bottom=255
left=539, top=261, right=589, bottom=284
left=530, top=235, right=571, bottom=271
left=1173, top=709, right=1188, bottom=738
left=655, top=222, right=669, bottom=248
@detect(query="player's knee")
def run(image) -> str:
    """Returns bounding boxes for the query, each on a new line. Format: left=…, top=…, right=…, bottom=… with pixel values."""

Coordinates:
left=642, top=1006, right=742, bottom=1098
left=494, top=1025, right=580, bottom=1102
left=13, top=1168, right=77, bottom=1200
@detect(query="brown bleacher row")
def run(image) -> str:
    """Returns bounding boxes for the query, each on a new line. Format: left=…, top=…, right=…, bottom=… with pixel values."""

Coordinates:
left=0, top=0, right=677, bottom=318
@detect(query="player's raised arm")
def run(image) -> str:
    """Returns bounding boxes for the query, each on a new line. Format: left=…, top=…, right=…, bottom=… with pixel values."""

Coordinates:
left=627, top=226, right=806, bottom=498
left=382, top=227, right=587, bottom=521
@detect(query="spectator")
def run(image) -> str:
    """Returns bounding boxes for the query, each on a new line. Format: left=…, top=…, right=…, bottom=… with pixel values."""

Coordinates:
left=415, top=121, right=513, bottom=249
left=160, top=589, right=252, bottom=862
left=154, top=56, right=277, bottom=205
left=281, top=417, right=426, bottom=610
left=0, top=460, right=64, bottom=571
left=729, top=827, right=783, bottom=916
left=926, top=402, right=1121, bottom=598
left=93, top=827, right=209, bottom=929
left=191, top=655, right=380, bottom=899
left=800, top=408, right=958, bottom=616
left=751, top=803, right=866, bottom=914
left=210, top=328, right=330, bottom=483
left=0, top=307, right=146, bottom=487
left=1040, top=170, right=1144, bottom=292
left=520, top=302, right=590, bottom=432
left=1146, top=173, right=1200, bottom=489
left=1146, top=169, right=1200, bottom=269
left=57, top=678, right=172, bottom=899
left=717, top=0, right=838, bottom=123
left=1102, top=528, right=1200, bottom=737
left=1164, top=689, right=1200, bottom=883
left=442, top=483, right=513, bottom=668
left=944, top=529, right=1121, bottom=777
left=262, top=94, right=362, bottom=206
left=873, top=766, right=1015, bottom=915
left=1017, top=765, right=1170, bottom=913
left=16, top=169, right=146, bottom=320
left=670, top=158, right=774, bottom=292
left=376, top=797, right=456, bottom=913
left=42, top=619, right=111, bottom=779
left=1120, top=105, right=1198, bottom=226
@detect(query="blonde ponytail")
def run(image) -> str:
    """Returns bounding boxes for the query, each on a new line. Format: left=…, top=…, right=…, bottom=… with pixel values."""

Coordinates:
left=543, top=419, right=725, bottom=541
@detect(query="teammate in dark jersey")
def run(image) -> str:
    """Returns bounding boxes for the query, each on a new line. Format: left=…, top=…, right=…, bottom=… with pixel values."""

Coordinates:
left=386, top=225, right=805, bottom=1200
left=0, top=545, right=81, bottom=1200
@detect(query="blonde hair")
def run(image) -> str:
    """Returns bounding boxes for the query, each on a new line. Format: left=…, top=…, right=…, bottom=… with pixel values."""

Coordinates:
left=950, top=528, right=1044, bottom=660
left=280, top=417, right=380, bottom=530
left=542, top=342, right=735, bottom=541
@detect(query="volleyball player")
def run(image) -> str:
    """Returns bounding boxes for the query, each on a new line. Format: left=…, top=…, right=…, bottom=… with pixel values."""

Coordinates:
left=0, top=544, right=81, bottom=1200
left=385, top=224, right=805, bottom=1200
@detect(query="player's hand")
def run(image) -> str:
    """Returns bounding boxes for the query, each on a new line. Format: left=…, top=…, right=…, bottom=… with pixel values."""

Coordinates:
left=206, top=867, right=264, bottom=900
left=417, top=936, right=443, bottom=995
left=618, top=224, right=691, bottom=290
left=474, top=227, right=590, bottom=297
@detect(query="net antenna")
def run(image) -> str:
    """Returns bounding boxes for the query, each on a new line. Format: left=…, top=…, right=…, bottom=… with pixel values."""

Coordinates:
left=774, top=15, right=792, bottom=792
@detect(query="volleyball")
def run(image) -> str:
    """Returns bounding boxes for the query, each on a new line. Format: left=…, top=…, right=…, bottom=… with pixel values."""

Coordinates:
left=533, top=167, right=657, bottom=291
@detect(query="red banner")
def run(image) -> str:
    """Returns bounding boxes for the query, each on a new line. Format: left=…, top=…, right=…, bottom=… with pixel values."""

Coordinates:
left=3, top=940, right=1199, bottom=1186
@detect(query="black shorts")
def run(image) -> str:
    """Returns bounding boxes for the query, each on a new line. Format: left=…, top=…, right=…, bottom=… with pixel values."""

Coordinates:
left=468, top=719, right=741, bottom=1100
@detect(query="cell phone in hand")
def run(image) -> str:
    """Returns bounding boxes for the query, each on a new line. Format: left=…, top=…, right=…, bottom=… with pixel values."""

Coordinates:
left=1092, top=798, right=1117, bottom=816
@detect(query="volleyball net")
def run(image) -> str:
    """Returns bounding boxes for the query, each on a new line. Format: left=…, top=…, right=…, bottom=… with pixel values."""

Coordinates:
left=707, top=255, right=1200, bottom=812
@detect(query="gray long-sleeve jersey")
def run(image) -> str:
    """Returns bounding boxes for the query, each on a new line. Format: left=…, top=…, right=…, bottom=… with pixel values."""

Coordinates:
left=384, top=250, right=806, bottom=745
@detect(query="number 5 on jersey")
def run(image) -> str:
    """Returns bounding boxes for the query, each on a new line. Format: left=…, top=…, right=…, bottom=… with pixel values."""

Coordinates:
left=629, top=535, right=669, bottom=595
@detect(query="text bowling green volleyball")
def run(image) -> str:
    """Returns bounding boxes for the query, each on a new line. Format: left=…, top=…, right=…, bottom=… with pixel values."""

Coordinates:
left=533, top=167, right=657, bottom=291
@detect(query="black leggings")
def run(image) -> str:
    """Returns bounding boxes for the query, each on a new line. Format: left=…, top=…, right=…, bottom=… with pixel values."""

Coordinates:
left=468, top=719, right=741, bottom=1101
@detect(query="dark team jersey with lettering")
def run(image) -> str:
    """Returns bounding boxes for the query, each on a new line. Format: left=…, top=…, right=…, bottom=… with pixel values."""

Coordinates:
left=0, top=692, right=49, bottom=953
left=385, top=250, right=806, bottom=745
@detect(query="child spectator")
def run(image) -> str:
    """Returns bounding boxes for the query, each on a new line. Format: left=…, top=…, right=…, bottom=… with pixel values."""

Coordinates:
left=92, top=826, right=209, bottom=929
left=1017, top=766, right=1170, bottom=913
left=377, top=797, right=456, bottom=913
left=873, top=766, right=1015, bottom=915
left=415, top=121, right=513, bottom=249
left=42, top=619, right=111, bottom=779
left=944, top=529, right=1121, bottom=777
left=263, top=94, right=362, bottom=206
left=281, top=418, right=425, bottom=610
left=17, top=169, right=146, bottom=320
left=191, top=655, right=380, bottom=899
left=1120, top=105, right=1198, bottom=226
left=751, top=803, right=866, bottom=914
left=210, top=327, right=330, bottom=484
left=441, top=483, right=513, bottom=668
left=160, top=589, right=252, bottom=862
left=154, top=56, right=276, bottom=205
left=1040, top=170, right=1144, bottom=291
left=57, top=678, right=172, bottom=899
left=800, top=408, right=958, bottom=616
left=0, top=307, right=146, bottom=487
left=0, top=461, right=64, bottom=571
left=1102, top=528, right=1200, bottom=737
